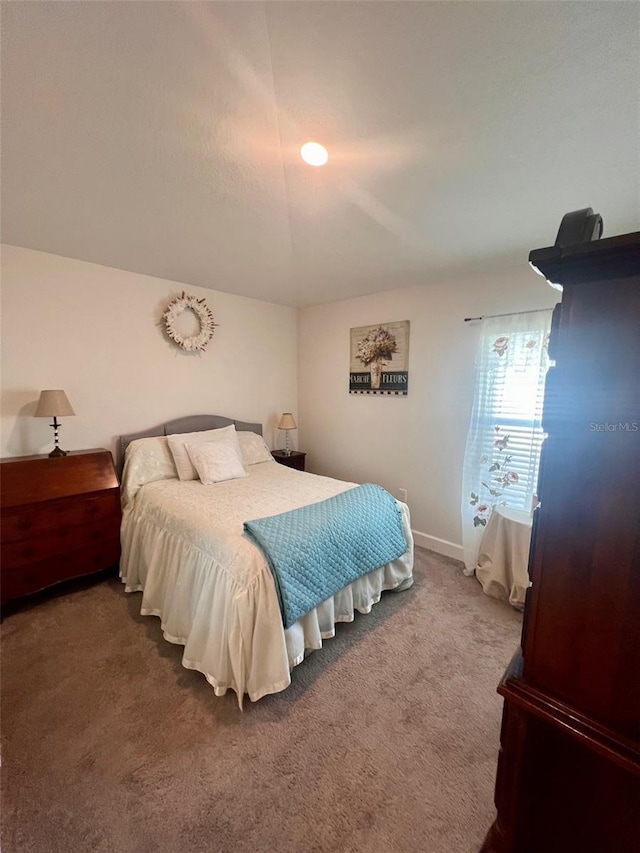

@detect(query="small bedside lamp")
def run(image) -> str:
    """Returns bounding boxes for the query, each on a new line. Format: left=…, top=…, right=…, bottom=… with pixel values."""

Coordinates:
left=277, top=412, right=297, bottom=456
left=35, top=390, right=75, bottom=457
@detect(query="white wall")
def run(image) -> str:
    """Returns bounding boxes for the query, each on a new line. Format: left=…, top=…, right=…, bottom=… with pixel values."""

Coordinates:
left=1, top=244, right=558, bottom=561
left=1, top=245, right=298, bottom=460
left=298, top=265, right=559, bottom=560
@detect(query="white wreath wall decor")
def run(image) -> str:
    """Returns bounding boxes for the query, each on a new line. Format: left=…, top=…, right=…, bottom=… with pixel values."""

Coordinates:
left=162, top=291, right=218, bottom=352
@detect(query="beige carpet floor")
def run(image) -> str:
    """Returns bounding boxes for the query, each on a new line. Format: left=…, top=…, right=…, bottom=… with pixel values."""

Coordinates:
left=1, top=547, right=521, bottom=853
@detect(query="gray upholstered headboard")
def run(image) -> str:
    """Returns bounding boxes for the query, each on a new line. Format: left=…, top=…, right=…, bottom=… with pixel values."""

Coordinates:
left=117, top=414, right=263, bottom=472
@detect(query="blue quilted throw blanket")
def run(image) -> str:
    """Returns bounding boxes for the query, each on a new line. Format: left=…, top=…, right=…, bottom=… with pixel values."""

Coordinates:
left=244, top=483, right=407, bottom=628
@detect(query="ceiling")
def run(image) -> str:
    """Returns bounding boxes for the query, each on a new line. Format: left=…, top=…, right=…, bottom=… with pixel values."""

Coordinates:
left=2, top=1, right=638, bottom=307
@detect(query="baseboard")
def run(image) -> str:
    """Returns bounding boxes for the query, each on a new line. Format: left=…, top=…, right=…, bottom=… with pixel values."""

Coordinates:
left=412, top=530, right=464, bottom=563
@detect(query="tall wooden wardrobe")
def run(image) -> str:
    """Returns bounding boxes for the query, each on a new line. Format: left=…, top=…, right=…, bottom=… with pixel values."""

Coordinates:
left=481, top=223, right=640, bottom=852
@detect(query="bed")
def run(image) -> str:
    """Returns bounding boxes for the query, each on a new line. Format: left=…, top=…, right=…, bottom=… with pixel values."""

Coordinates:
left=118, top=415, right=414, bottom=706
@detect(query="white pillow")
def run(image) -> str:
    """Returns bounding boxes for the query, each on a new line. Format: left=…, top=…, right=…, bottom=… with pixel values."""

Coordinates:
left=167, top=425, right=240, bottom=481
left=121, top=436, right=177, bottom=507
left=237, top=431, right=273, bottom=465
left=186, top=440, right=247, bottom=485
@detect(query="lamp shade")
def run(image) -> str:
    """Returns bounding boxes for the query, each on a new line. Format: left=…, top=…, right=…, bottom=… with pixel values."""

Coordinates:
left=35, top=390, right=75, bottom=418
left=277, top=413, right=297, bottom=431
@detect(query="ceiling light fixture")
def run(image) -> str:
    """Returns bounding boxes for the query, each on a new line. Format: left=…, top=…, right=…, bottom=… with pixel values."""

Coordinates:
left=300, top=142, right=328, bottom=167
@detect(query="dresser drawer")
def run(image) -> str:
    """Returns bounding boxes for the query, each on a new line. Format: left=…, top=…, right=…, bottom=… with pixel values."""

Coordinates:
left=1, top=492, right=120, bottom=543
left=1, top=515, right=121, bottom=569
left=1, top=538, right=121, bottom=603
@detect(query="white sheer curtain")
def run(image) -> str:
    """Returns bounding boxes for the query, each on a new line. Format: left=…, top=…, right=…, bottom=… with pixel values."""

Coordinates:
left=461, top=310, right=552, bottom=575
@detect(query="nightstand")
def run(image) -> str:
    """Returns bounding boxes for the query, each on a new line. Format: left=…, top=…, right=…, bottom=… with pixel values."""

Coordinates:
left=0, top=449, right=122, bottom=608
left=271, top=450, right=306, bottom=471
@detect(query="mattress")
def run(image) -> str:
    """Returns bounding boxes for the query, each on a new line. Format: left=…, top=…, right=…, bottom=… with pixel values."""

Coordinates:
left=120, top=460, right=414, bottom=706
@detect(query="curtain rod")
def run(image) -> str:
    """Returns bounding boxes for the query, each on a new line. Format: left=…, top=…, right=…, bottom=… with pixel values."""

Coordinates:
left=463, top=308, right=549, bottom=323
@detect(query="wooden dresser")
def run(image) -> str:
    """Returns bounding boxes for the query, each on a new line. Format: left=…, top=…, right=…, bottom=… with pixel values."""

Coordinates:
left=1, top=449, right=121, bottom=608
left=480, top=229, right=640, bottom=852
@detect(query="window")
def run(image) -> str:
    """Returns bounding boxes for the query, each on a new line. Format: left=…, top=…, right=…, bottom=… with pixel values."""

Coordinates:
left=461, top=310, right=552, bottom=573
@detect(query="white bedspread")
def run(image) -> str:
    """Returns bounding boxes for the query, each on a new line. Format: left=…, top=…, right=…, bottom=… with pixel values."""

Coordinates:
left=120, top=461, right=414, bottom=706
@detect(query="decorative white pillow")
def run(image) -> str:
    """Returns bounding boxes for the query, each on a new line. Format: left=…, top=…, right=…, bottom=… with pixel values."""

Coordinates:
left=121, top=436, right=177, bottom=507
left=167, top=425, right=240, bottom=481
left=237, top=431, right=274, bottom=465
left=186, top=440, right=247, bottom=485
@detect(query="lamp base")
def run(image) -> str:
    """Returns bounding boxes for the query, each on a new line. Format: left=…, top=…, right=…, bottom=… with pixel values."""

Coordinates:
left=49, top=447, right=68, bottom=458
left=282, top=449, right=292, bottom=456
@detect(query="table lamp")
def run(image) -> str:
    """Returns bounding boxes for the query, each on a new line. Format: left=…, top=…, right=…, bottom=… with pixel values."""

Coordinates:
left=277, top=412, right=297, bottom=456
left=35, top=390, right=75, bottom=457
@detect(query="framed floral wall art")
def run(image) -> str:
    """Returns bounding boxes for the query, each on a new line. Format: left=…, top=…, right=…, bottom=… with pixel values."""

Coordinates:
left=349, top=321, right=410, bottom=395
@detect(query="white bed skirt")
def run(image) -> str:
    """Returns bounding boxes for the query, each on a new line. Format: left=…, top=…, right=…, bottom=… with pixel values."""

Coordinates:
left=120, top=506, right=414, bottom=707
